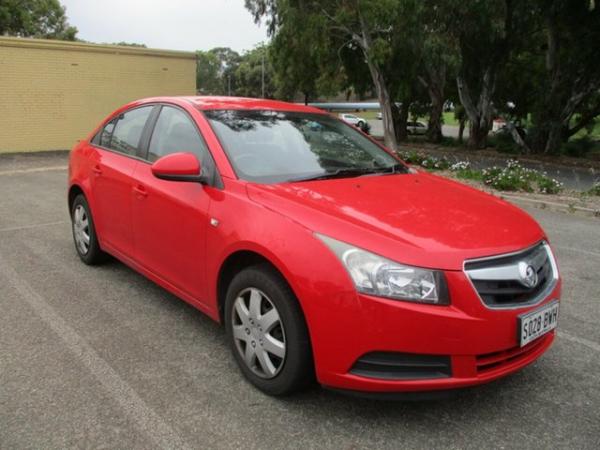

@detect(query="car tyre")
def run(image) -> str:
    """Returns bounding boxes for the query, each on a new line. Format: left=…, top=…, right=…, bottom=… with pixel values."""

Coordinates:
left=225, top=264, right=313, bottom=396
left=71, top=194, right=108, bottom=265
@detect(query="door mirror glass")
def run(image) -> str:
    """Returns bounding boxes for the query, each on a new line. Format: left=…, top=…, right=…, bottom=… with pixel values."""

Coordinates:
left=151, top=152, right=204, bottom=182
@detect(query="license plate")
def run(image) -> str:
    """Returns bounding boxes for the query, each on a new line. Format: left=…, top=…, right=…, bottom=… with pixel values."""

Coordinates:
left=518, top=300, right=559, bottom=347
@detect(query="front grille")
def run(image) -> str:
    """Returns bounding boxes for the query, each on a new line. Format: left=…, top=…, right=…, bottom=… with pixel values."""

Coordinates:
left=476, top=333, right=551, bottom=374
left=464, top=242, right=558, bottom=308
left=349, top=352, right=451, bottom=380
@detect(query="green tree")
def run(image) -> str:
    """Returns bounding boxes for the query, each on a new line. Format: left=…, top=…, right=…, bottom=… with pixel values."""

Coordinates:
left=246, top=0, right=424, bottom=151
left=430, top=0, right=534, bottom=148
left=528, top=0, right=600, bottom=153
left=0, top=0, right=77, bottom=40
left=235, top=44, right=276, bottom=98
left=269, top=10, right=323, bottom=103
left=196, top=47, right=242, bottom=95
left=196, top=50, right=224, bottom=94
left=415, top=5, right=458, bottom=143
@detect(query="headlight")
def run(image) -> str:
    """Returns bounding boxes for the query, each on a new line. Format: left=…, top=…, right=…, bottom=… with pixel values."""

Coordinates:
left=317, top=234, right=450, bottom=305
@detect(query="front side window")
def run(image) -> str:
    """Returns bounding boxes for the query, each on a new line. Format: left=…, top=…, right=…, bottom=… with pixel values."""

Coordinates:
left=99, top=119, right=116, bottom=147
left=205, top=110, right=405, bottom=184
left=109, top=106, right=153, bottom=156
left=147, top=106, right=210, bottom=164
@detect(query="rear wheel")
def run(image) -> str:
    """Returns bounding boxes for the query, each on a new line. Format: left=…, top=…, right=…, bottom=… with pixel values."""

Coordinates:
left=225, top=264, right=313, bottom=396
left=71, top=194, right=108, bottom=265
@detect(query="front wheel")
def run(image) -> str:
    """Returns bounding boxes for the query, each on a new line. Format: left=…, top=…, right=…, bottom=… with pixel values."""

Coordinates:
left=225, top=264, right=313, bottom=396
left=71, top=194, right=108, bottom=265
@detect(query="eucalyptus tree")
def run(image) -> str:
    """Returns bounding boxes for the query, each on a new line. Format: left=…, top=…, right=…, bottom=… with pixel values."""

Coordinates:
left=246, top=0, right=422, bottom=151
left=428, top=0, right=533, bottom=149
left=528, top=0, right=600, bottom=153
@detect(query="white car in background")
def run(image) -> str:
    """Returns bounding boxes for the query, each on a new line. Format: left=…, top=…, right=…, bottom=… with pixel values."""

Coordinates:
left=339, top=113, right=367, bottom=128
left=407, top=121, right=428, bottom=135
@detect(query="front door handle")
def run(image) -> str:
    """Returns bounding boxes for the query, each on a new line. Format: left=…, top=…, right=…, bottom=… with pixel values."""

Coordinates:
left=133, top=185, right=148, bottom=198
left=92, top=165, right=102, bottom=176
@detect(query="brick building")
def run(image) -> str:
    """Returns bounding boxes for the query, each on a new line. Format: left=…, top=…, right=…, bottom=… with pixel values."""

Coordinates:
left=0, top=36, right=196, bottom=153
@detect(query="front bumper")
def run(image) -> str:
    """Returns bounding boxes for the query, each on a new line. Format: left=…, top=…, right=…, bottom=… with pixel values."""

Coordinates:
left=309, top=271, right=561, bottom=393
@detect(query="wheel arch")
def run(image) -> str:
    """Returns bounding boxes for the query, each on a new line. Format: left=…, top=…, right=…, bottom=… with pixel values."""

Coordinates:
left=68, top=184, right=85, bottom=212
left=216, top=249, right=305, bottom=327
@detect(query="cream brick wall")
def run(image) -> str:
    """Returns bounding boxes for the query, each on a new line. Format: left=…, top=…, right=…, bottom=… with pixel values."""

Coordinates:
left=0, top=37, right=196, bottom=153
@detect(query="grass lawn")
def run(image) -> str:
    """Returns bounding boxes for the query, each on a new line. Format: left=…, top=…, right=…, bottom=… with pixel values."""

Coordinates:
left=442, top=112, right=459, bottom=126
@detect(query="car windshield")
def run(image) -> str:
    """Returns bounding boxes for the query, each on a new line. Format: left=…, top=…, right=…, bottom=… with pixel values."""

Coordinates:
left=204, top=110, right=406, bottom=184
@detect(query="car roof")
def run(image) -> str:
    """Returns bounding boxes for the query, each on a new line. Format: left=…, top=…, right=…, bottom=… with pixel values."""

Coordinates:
left=132, top=96, right=327, bottom=114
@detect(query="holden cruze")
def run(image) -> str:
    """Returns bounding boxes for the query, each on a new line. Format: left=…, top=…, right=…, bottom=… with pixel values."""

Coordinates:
left=68, top=96, right=561, bottom=397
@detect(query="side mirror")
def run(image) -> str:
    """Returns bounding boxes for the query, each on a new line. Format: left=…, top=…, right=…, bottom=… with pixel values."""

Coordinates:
left=151, top=152, right=205, bottom=183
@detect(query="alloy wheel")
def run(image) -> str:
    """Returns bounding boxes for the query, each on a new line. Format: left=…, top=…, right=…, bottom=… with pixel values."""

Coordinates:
left=73, top=204, right=91, bottom=255
left=231, top=287, right=286, bottom=379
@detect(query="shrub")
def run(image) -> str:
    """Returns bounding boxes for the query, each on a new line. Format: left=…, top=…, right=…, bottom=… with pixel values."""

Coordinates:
left=482, top=166, right=533, bottom=192
left=398, top=151, right=449, bottom=170
left=560, top=136, right=596, bottom=158
left=489, top=132, right=521, bottom=154
left=400, top=153, right=563, bottom=194
left=449, top=161, right=471, bottom=171
left=587, top=182, right=600, bottom=196
left=481, top=160, right=563, bottom=194
left=399, top=150, right=426, bottom=165
left=536, top=176, right=563, bottom=194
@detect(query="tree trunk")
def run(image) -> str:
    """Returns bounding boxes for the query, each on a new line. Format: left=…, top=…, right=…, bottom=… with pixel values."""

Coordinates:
left=418, top=67, right=446, bottom=144
left=427, top=95, right=444, bottom=143
left=303, top=92, right=309, bottom=105
left=393, top=102, right=409, bottom=143
left=458, top=118, right=466, bottom=144
left=355, top=11, right=398, bottom=151
left=467, top=121, right=490, bottom=149
left=544, top=123, right=565, bottom=154
left=457, top=72, right=494, bottom=149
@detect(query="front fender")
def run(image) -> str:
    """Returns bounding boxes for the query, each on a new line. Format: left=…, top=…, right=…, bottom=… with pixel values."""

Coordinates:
left=204, top=180, right=358, bottom=382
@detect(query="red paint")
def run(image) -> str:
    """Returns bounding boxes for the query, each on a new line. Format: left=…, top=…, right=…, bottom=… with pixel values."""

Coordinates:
left=69, top=96, right=561, bottom=394
left=151, top=152, right=201, bottom=177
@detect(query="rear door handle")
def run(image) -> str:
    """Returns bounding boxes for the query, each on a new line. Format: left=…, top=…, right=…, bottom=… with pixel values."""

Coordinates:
left=92, top=165, right=102, bottom=176
left=133, top=185, right=148, bottom=198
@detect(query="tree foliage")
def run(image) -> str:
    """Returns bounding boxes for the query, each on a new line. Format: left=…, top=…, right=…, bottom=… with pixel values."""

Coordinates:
left=235, top=44, right=276, bottom=98
left=246, top=0, right=427, bottom=150
left=245, top=0, right=600, bottom=155
left=0, top=0, right=77, bottom=40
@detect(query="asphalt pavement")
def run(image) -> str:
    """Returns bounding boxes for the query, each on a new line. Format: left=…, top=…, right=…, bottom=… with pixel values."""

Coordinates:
left=1, top=152, right=599, bottom=449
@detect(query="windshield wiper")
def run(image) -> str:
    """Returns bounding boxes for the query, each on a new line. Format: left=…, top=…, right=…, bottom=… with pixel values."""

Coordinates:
left=289, top=163, right=406, bottom=182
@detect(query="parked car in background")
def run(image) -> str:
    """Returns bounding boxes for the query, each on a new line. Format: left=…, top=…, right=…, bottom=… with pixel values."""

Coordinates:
left=339, top=113, right=367, bottom=128
left=376, top=112, right=382, bottom=120
left=69, top=96, right=561, bottom=398
left=407, top=121, right=428, bottom=135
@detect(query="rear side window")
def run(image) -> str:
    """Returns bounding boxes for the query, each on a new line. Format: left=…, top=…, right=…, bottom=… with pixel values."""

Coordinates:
left=147, top=106, right=210, bottom=165
left=109, top=106, right=153, bottom=156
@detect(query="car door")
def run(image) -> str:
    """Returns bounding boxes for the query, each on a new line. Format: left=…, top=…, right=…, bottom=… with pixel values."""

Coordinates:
left=89, top=105, right=155, bottom=257
left=131, top=104, right=219, bottom=303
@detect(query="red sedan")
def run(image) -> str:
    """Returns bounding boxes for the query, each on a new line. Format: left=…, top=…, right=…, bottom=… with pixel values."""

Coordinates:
left=68, top=97, right=561, bottom=397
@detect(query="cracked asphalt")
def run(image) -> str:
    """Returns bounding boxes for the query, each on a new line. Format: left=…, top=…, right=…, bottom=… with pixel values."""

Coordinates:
left=1, top=152, right=599, bottom=449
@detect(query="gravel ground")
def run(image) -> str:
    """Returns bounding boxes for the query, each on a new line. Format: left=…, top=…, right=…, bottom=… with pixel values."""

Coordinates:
left=1, top=153, right=599, bottom=449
